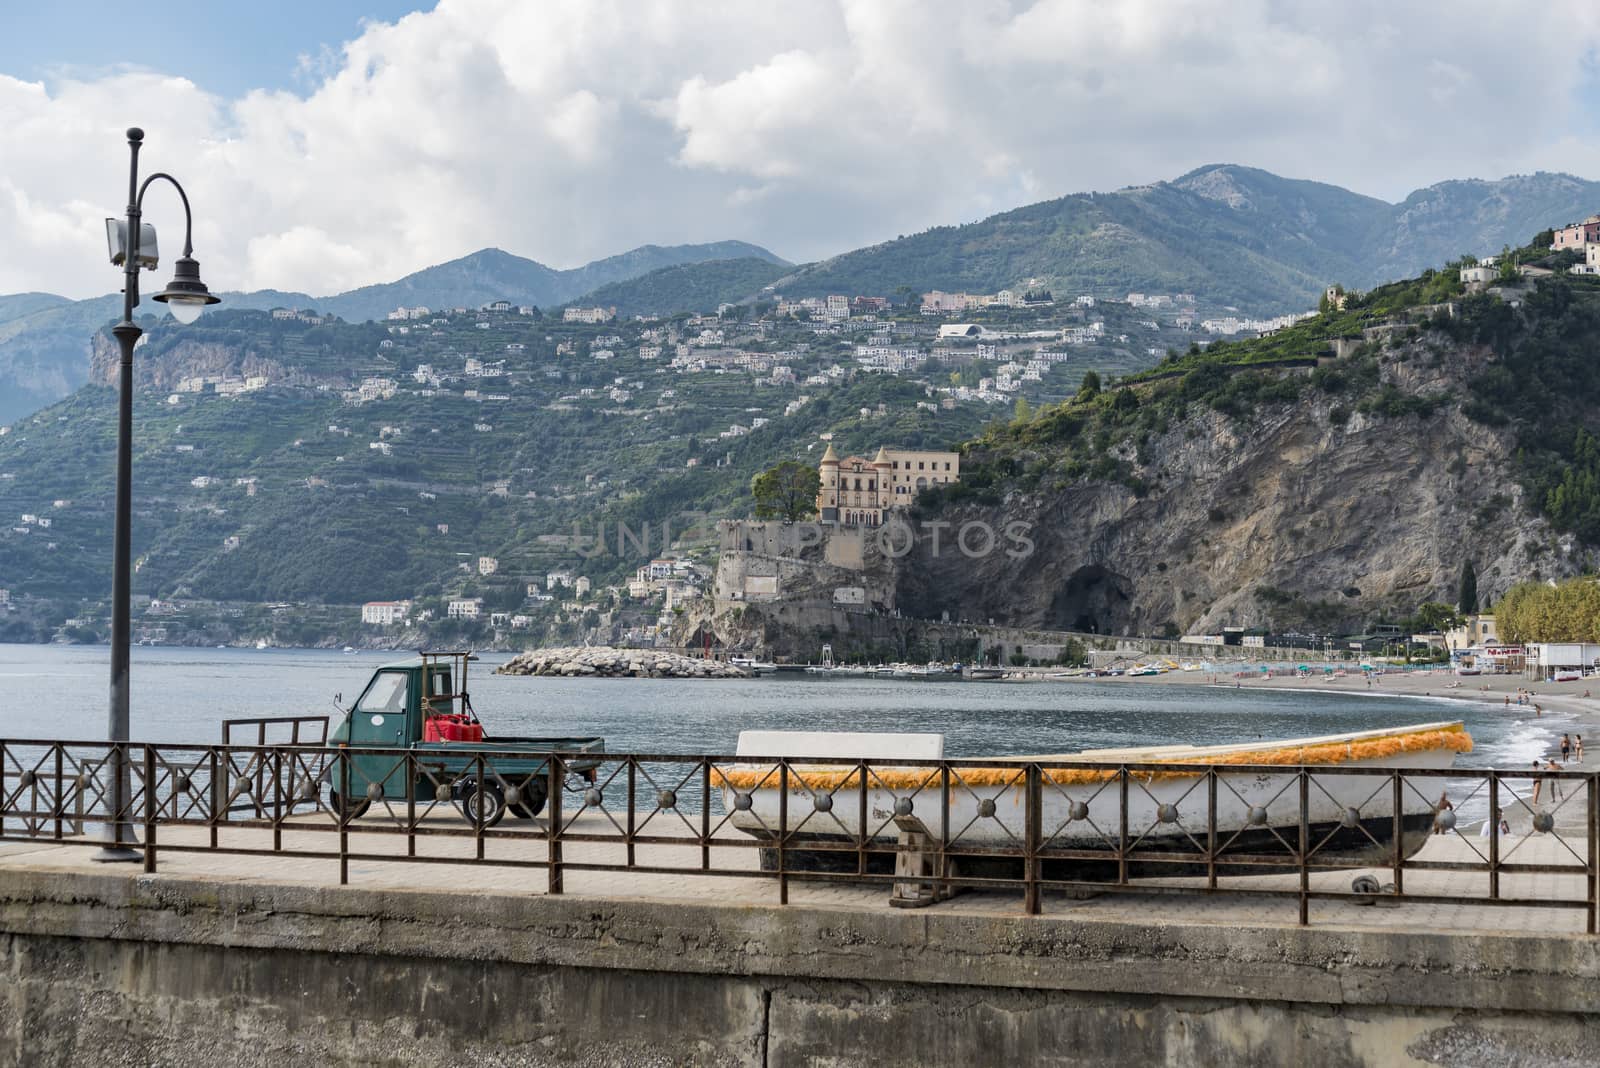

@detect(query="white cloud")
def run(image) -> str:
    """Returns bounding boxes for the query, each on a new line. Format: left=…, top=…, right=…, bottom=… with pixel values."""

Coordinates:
left=3, top=0, right=1600, bottom=300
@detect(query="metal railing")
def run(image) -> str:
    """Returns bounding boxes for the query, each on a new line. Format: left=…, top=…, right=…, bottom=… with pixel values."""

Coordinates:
left=1, top=737, right=1595, bottom=930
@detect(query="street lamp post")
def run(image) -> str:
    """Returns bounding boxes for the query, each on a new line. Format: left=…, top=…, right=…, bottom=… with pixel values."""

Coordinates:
left=95, top=127, right=219, bottom=861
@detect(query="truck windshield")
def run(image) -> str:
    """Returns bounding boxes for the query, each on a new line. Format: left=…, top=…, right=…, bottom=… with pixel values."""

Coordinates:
left=356, top=671, right=408, bottom=715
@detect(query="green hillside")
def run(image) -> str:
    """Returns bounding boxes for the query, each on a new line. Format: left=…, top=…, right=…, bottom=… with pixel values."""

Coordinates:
left=0, top=307, right=992, bottom=633
left=568, top=257, right=790, bottom=317
left=777, top=166, right=1600, bottom=313
left=938, top=237, right=1600, bottom=554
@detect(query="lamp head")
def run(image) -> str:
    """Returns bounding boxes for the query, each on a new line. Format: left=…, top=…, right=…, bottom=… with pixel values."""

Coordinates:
left=152, top=255, right=220, bottom=324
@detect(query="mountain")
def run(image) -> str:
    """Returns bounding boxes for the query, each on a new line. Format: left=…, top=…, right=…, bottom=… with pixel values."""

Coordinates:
left=686, top=261, right=1600, bottom=658
left=302, top=242, right=789, bottom=323
left=775, top=165, right=1600, bottom=313
left=0, top=293, right=72, bottom=325
left=7, top=163, right=1600, bottom=427
left=0, top=241, right=787, bottom=426
left=0, top=300, right=987, bottom=646
left=566, top=257, right=790, bottom=317
left=0, top=294, right=122, bottom=425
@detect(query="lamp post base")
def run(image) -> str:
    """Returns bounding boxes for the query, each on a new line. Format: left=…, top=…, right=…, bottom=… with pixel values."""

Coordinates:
left=91, top=847, right=142, bottom=863
left=92, top=829, right=143, bottom=863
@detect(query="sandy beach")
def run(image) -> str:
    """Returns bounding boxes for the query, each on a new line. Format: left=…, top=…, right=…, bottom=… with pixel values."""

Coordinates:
left=1114, top=663, right=1598, bottom=719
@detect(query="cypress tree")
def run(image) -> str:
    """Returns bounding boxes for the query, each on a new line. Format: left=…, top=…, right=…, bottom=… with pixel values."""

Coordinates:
left=1458, top=560, right=1478, bottom=615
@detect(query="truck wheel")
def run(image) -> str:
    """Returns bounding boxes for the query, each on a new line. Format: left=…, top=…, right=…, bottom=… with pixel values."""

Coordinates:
left=327, top=787, right=371, bottom=821
left=457, top=782, right=506, bottom=828
left=509, top=778, right=548, bottom=819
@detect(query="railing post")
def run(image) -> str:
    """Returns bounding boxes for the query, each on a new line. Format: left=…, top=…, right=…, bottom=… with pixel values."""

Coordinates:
left=338, top=749, right=350, bottom=886
left=546, top=754, right=563, bottom=894
left=142, top=745, right=156, bottom=874
left=271, top=747, right=283, bottom=854
left=1391, top=769, right=1404, bottom=897
left=1024, top=763, right=1041, bottom=916
left=939, top=762, right=952, bottom=895
left=626, top=758, right=636, bottom=868
left=700, top=759, right=711, bottom=872
left=406, top=752, right=416, bottom=859
left=54, top=746, right=65, bottom=841
left=1206, top=768, right=1218, bottom=891
left=1118, top=766, right=1129, bottom=886
left=1489, top=772, right=1500, bottom=900
left=857, top=760, right=869, bottom=878
left=777, top=761, right=789, bottom=905
left=1298, top=768, right=1310, bottom=926
left=473, top=751, right=486, bottom=861
left=0, top=740, right=6, bottom=840
left=1588, top=773, right=1597, bottom=936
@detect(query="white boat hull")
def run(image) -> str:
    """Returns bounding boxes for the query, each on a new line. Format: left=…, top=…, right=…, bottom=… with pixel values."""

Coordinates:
left=716, top=723, right=1470, bottom=864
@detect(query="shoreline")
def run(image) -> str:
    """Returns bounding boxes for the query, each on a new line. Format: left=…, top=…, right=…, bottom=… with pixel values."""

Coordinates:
left=1085, top=665, right=1598, bottom=722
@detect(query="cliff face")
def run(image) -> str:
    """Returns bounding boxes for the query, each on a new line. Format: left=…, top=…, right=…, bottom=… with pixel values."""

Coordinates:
left=898, top=339, right=1571, bottom=636
left=89, top=333, right=321, bottom=392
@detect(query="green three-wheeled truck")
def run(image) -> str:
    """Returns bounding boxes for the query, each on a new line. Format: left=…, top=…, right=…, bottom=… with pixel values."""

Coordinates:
left=321, top=651, right=604, bottom=826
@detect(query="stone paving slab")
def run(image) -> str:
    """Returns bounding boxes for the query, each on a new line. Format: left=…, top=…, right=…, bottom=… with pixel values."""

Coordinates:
left=1, top=809, right=1594, bottom=934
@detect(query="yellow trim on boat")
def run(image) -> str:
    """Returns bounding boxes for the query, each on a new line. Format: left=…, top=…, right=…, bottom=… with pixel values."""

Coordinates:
left=712, top=724, right=1473, bottom=791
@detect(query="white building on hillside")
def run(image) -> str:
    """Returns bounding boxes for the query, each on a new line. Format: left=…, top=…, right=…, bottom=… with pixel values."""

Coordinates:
left=361, top=600, right=412, bottom=625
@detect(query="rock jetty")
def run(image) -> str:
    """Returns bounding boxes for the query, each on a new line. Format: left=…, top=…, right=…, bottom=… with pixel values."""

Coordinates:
left=497, top=647, right=749, bottom=679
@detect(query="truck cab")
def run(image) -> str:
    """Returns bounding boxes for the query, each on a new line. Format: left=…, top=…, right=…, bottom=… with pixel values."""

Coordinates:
left=326, top=651, right=604, bottom=826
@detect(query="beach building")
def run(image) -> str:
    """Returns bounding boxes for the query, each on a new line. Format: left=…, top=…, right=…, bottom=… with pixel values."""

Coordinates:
left=1445, top=614, right=1498, bottom=651
left=1526, top=642, right=1600, bottom=678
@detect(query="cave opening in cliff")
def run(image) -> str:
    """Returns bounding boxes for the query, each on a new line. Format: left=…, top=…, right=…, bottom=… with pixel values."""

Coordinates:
left=1049, top=565, right=1133, bottom=635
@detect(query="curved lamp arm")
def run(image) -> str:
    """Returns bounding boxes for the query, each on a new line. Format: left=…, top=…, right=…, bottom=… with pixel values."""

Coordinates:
left=136, top=172, right=196, bottom=258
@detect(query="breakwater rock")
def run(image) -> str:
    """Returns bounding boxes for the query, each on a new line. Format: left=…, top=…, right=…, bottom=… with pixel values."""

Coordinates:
left=497, top=647, right=749, bottom=679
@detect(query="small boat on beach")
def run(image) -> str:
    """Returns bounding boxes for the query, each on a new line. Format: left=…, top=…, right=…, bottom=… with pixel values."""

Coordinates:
left=714, top=722, right=1472, bottom=877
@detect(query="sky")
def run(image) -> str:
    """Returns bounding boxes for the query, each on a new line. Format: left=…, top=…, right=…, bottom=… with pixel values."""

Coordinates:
left=4, top=0, right=1600, bottom=300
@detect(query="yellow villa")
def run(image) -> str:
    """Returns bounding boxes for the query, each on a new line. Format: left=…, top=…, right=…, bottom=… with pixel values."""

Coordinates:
left=816, top=444, right=960, bottom=526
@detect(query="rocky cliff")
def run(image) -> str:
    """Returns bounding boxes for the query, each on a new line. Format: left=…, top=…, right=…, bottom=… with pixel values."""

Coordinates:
left=690, top=280, right=1592, bottom=656
left=898, top=298, right=1575, bottom=637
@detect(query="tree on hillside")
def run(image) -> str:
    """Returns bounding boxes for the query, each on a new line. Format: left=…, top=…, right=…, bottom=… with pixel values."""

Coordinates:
left=751, top=461, right=821, bottom=522
left=1013, top=396, right=1032, bottom=423
left=1458, top=560, right=1478, bottom=615
left=1077, top=370, right=1101, bottom=401
left=1413, top=601, right=1462, bottom=635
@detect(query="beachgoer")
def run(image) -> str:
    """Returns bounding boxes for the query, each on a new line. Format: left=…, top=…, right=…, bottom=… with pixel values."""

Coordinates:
left=1547, top=758, right=1565, bottom=802
left=1499, top=817, right=1512, bottom=837
left=1535, top=703, right=1542, bottom=717
left=1531, top=761, right=1543, bottom=805
left=1432, top=792, right=1453, bottom=835
left=1504, top=695, right=1511, bottom=708
left=1561, top=734, right=1571, bottom=761
left=1577, top=735, right=1585, bottom=764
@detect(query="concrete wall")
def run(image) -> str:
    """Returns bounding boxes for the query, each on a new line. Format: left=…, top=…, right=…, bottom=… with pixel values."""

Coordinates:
left=4, top=868, right=1600, bottom=1067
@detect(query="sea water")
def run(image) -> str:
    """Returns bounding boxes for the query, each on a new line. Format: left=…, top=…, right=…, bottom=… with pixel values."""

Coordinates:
left=0, top=644, right=1580, bottom=824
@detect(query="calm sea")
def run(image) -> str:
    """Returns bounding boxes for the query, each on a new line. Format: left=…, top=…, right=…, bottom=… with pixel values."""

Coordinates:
left=0, top=643, right=1562, bottom=769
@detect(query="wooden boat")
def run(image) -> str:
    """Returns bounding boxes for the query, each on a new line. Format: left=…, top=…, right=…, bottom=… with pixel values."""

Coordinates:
left=714, top=722, right=1473, bottom=877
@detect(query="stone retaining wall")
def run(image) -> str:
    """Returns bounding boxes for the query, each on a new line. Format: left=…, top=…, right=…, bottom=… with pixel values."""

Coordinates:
left=3, top=868, right=1599, bottom=1066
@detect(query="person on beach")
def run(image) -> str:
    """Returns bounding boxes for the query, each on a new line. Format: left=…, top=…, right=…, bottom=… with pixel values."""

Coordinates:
left=1561, top=734, right=1571, bottom=761
left=1535, top=703, right=1542, bottom=717
left=1432, top=792, right=1453, bottom=835
left=1577, top=735, right=1585, bottom=763
left=1504, top=695, right=1511, bottom=708
left=1547, top=758, right=1565, bottom=802
left=1500, top=816, right=1512, bottom=837
left=1531, top=761, right=1543, bottom=805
